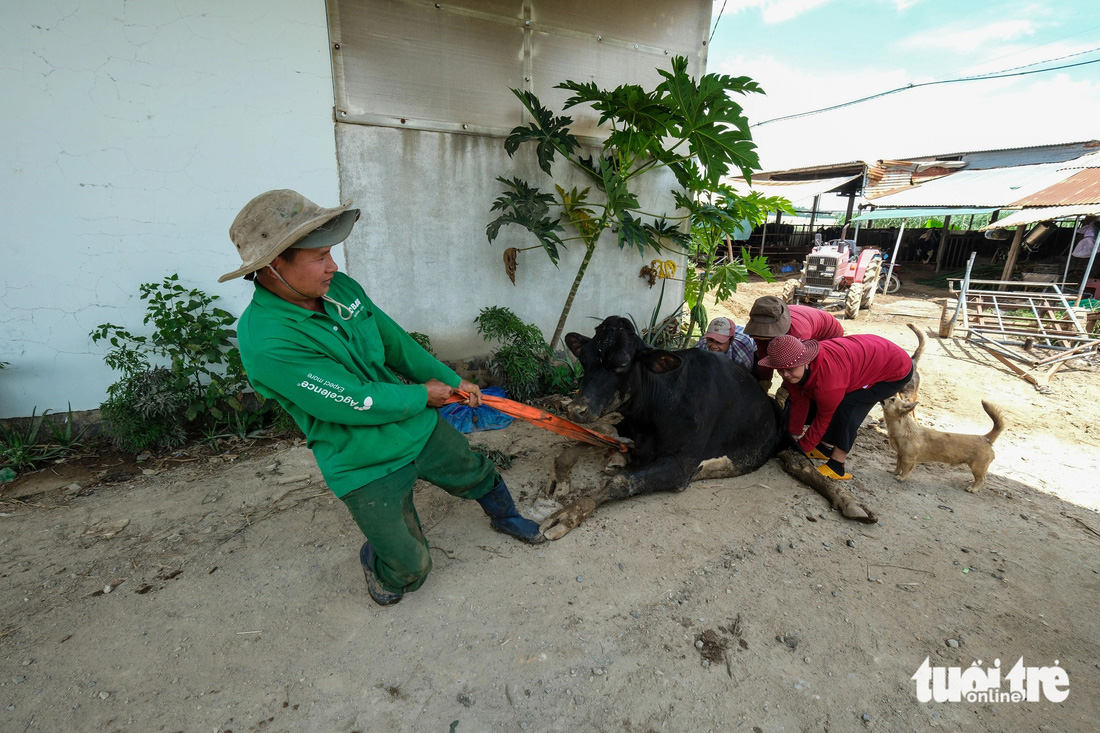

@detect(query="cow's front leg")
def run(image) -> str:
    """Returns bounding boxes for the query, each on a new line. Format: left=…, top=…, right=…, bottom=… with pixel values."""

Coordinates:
left=539, top=456, right=693, bottom=540
left=548, top=444, right=589, bottom=497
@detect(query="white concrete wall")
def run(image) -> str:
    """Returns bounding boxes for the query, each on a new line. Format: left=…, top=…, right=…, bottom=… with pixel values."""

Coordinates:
left=336, top=124, right=685, bottom=359
left=0, top=1, right=339, bottom=418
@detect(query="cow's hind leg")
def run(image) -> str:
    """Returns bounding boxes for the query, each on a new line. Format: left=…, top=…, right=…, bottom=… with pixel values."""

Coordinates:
left=540, top=456, right=693, bottom=540
left=775, top=449, right=877, bottom=523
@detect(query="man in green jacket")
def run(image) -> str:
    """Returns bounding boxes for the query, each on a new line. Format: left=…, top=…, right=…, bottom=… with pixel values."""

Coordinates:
left=220, top=189, right=544, bottom=606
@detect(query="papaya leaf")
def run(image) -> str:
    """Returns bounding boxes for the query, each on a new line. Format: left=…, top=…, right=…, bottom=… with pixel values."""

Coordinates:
left=487, top=177, right=566, bottom=265
left=505, top=90, right=580, bottom=175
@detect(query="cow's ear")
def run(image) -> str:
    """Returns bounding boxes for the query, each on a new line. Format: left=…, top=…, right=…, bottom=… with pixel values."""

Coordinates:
left=638, top=350, right=682, bottom=374
left=899, top=399, right=918, bottom=414
left=564, top=332, right=589, bottom=358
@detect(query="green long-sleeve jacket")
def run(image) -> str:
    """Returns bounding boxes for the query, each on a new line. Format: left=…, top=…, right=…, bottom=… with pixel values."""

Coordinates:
left=236, top=273, right=460, bottom=497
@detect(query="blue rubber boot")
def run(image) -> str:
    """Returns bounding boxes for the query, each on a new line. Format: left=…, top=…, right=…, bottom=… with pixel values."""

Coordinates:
left=359, top=542, right=403, bottom=606
left=476, top=480, right=545, bottom=544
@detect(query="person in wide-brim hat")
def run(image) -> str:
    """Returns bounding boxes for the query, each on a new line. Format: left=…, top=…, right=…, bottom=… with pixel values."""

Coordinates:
left=764, top=333, right=914, bottom=481
left=223, top=189, right=546, bottom=608
left=745, top=296, right=844, bottom=394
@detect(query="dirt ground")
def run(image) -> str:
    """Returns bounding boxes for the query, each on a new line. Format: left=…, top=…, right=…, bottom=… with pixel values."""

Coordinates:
left=2, top=266, right=1100, bottom=733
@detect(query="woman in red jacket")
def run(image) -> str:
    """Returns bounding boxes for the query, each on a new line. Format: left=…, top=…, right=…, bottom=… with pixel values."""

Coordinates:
left=758, top=333, right=913, bottom=480
left=744, top=296, right=844, bottom=392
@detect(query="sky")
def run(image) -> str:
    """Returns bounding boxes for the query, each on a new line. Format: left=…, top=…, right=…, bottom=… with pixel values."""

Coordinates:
left=706, top=0, right=1100, bottom=173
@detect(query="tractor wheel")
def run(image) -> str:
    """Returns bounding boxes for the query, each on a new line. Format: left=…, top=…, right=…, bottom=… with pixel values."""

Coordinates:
left=845, top=283, right=863, bottom=319
left=782, top=279, right=799, bottom=304
left=861, top=259, right=880, bottom=310
left=939, top=299, right=958, bottom=338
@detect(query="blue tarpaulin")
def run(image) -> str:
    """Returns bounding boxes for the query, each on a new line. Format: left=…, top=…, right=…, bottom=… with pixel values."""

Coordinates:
left=439, top=386, right=514, bottom=433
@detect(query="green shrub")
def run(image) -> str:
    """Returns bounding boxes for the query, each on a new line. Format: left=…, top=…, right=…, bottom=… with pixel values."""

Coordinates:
left=474, top=306, right=580, bottom=401
left=408, top=331, right=435, bottom=356
left=268, top=402, right=303, bottom=437
left=99, top=368, right=189, bottom=453
left=91, top=275, right=252, bottom=452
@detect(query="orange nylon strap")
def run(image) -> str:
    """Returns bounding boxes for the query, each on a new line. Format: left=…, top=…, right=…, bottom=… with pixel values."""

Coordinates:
left=445, top=391, right=629, bottom=453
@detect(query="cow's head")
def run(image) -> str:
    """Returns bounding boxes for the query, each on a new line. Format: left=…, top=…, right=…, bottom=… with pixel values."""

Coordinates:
left=564, top=316, right=682, bottom=422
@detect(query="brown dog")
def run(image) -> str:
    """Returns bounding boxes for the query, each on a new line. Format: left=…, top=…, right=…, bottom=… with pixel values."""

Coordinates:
left=882, top=397, right=1005, bottom=492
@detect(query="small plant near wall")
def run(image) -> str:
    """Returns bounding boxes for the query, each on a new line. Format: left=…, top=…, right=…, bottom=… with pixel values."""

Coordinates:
left=488, top=55, right=769, bottom=349
left=474, top=306, right=581, bottom=401
left=91, top=275, right=252, bottom=453
left=0, top=405, right=87, bottom=474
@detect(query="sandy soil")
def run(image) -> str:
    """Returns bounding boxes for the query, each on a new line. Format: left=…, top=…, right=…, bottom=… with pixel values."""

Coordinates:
left=2, top=268, right=1100, bottom=733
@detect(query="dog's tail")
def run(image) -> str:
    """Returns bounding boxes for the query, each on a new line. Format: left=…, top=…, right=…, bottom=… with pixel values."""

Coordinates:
left=982, top=400, right=1006, bottom=444
left=897, top=323, right=926, bottom=402
left=906, top=323, right=926, bottom=365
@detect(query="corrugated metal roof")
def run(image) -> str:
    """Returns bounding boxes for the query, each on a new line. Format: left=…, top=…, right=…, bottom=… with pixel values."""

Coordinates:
left=982, top=204, right=1100, bottom=230
left=889, top=140, right=1100, bottom=169
left=724, top=174, right=861, bottom=207
left=1059, top=150, right=1100, bottom=170
left=1011, top=168, right=1100, bottom=207
left=864, top=160, right=967, bottom=199
left=863, top=162, right=1072, bottom=208
left=755, top=161, right=866, bottom=180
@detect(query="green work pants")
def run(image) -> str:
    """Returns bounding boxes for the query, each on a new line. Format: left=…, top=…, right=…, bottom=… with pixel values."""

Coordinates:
left=340, top=413, right=498, bottom=594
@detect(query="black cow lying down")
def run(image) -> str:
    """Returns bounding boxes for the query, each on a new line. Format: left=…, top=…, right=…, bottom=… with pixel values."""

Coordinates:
left=539, top=316, right=876, bottom=540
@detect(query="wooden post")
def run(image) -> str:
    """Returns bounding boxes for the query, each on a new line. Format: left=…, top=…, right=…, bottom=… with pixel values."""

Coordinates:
left=999, top=224, right=1026, bottom=288
left=844, top=193, right=856, bottom=227
left=808, top=194, right=820, bottom=231
left=759, top=220, right=768, bottom=260
left=934, top=215, right=952, bottom=273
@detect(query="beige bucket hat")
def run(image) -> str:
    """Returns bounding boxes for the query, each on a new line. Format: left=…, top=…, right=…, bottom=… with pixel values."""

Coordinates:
left=219, top=189, right=358, bottom=282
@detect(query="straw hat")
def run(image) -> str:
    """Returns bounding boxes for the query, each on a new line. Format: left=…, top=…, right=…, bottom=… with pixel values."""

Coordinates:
left=219, top=189, right=358, bottom=282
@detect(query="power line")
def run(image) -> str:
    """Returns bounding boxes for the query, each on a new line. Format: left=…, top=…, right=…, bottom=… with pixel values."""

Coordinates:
left=751, top=55, right=1100, bottom=128
left=709, top=0, right=729, bottom=45
left=965, top=43, right=1100, bottom=78
left=964, top=22, right=1100, bottom=71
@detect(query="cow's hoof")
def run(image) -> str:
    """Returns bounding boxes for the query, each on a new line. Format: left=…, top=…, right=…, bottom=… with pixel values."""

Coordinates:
left=842, top=503, right=878, bottom=524
left=539, top=497, right=598, bottom=541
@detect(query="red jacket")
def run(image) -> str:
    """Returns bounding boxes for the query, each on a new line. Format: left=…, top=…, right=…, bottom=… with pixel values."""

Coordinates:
left=786, top=334, right=911, bottom=452
left=753, top=306, right=844, bottom=383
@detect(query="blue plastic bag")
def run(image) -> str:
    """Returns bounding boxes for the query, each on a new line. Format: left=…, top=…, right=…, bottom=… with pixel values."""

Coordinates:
left=439, top=385, right=514, bottom=433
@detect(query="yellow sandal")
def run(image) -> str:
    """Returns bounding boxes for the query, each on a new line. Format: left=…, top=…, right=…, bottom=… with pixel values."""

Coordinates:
left=817, top=464, right=853, bottom=480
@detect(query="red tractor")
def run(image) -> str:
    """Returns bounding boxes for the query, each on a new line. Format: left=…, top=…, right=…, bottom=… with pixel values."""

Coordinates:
left=782, top=239, right=883, bottom=319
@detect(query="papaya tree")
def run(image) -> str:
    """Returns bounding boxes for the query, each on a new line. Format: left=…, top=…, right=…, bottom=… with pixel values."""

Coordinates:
left=487, top=55, right=768, bottom=349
